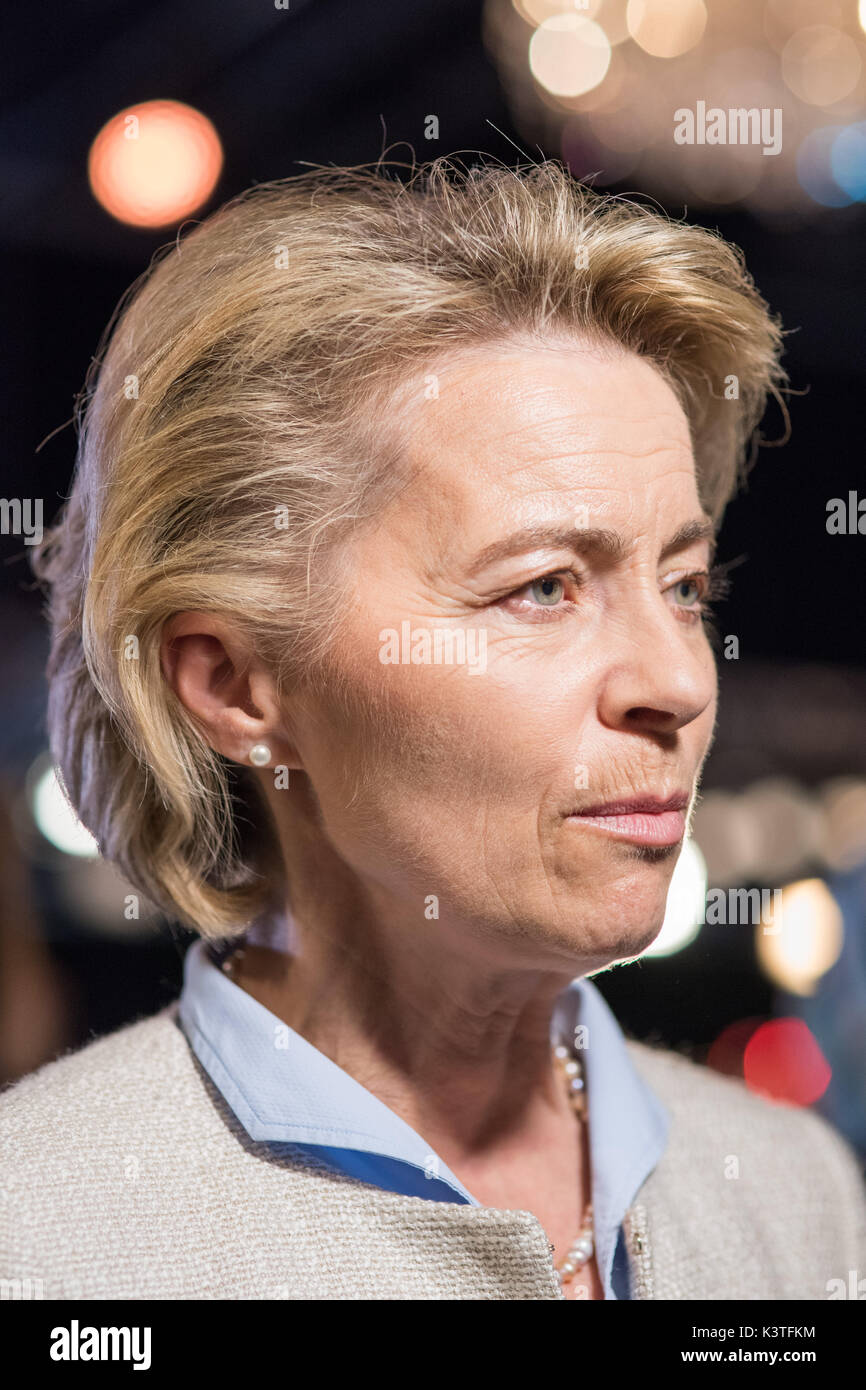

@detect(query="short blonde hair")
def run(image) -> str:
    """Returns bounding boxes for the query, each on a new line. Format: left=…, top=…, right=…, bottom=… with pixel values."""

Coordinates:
left=31, top=157, right=788, bottom=937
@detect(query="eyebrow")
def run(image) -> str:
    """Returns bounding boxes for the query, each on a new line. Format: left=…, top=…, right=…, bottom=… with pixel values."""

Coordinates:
left=465, top=516, right=716, bottom=576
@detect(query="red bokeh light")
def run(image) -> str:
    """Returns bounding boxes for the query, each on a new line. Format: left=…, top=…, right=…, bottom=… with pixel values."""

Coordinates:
left=706, top=1016, right=765, bottom=1079
left=743, top=1018, right=831, bottom=1107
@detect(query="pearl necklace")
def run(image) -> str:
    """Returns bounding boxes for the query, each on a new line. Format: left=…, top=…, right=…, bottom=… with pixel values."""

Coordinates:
left=551, top=1041, right=595, bottom=1290
left=222, top=948, right=594, bottom=1290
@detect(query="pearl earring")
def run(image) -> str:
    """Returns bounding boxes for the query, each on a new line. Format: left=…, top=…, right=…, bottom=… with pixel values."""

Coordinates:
left=248, top=742, right=272, bottom=767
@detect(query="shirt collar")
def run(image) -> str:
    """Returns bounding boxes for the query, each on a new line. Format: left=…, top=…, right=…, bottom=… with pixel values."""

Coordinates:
left=179, top=936, right=478, bottom=1202
left=178, top=916, right=669, bottom=1299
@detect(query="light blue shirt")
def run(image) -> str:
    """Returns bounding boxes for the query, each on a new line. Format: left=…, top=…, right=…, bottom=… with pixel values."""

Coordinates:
left=177, top=917, right=669, bottom=1300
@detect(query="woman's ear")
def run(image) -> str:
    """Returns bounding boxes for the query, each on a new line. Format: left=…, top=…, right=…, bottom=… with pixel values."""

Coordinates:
left=160, top=611, right=303, bottom=770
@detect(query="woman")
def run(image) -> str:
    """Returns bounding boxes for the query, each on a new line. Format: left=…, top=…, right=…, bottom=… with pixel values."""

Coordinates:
left=3, top=158, right=864, bottom=1300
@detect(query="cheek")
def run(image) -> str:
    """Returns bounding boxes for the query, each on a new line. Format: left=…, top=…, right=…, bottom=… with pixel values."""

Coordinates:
left=693, top=660, right=719, bottom=746
left=299, top=655, right=576, bottom=858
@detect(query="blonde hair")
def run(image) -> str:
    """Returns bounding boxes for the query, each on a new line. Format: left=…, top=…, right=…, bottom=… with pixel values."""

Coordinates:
left=31, top=157, right=788, bottom=937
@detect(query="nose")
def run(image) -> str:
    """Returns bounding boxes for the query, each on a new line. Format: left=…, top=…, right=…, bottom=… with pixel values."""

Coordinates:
left=594, top=594, right=717, bottom=740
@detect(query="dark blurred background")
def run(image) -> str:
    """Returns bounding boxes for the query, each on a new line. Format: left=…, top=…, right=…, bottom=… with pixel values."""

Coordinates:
left=1, top=0, right=864, bottom=1153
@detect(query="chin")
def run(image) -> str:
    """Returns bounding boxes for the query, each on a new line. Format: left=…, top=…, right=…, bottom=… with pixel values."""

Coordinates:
left=557, top=872, right=673, bottom=967
left=583, top=918, right=665, bottom=971
left=519, top=902, right=664, bottom=977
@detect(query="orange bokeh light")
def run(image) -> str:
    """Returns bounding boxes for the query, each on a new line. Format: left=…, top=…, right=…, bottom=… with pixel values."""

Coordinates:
left=88, top=99, right=223, bottom=229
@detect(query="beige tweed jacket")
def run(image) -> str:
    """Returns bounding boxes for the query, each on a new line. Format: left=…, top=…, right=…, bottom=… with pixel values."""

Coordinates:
left=1, top=1004, right=864, bottom=1300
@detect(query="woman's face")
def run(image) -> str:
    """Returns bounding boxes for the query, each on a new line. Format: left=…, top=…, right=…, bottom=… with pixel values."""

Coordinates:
left=288, top=338, right=718, bottom=974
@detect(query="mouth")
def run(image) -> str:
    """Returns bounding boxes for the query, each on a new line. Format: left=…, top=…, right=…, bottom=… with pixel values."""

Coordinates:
left=563, top=792, right=690, bottom=847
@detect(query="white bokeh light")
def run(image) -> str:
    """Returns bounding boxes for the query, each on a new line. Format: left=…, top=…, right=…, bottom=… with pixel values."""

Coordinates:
left=30, top=758, right=100, bottom=859
left=529, top=15, right=612, bottom=97
left=641, top=837, right=707, bottom=958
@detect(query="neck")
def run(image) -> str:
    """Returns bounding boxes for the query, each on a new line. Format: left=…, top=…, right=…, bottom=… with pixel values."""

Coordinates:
left=240, top=793, right=590, bottom=1163
left=236, top=929, right=581, bottom=1156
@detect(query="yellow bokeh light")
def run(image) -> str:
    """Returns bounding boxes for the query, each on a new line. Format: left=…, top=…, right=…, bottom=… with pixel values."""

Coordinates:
left=626, top=0, right=707, bottom=59
left=765, top=0, right=848, bottom=53
left=89, top=99, right=223, bottom=229
left=819, top=778, right=866, bottom=872
left=756, top=878, right=844, bottom=997
left=529, top=14, right=612, bottom=96
left=781, top=26, right=862, bottom=107
left=597, top=0, right=631, bottom=46
left=514, top=0, right=602, bottom=24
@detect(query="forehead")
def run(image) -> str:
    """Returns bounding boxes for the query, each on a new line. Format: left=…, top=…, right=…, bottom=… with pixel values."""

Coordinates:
left=392, top=340, right=699, bottom=525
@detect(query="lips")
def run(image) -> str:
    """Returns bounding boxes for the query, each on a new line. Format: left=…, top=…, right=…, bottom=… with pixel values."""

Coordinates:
left=564, top=792, right=690, bottom=847
left=570, top=793, right=690, bottom=817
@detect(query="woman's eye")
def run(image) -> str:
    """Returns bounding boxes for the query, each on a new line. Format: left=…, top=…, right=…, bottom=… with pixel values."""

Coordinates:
left=672, top=577, right=702, bottom=607
left=498, top=570, right=578, bottom=622
left=502, top=568, right=712, bottom=623
left=529, top=575, right=566, bottom=606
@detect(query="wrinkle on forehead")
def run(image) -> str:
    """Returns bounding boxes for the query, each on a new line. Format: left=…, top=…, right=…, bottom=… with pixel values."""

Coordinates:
left=385, top=342, right=696, bottom=533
